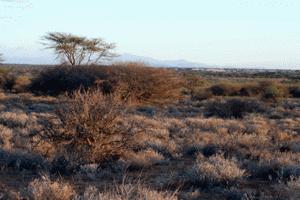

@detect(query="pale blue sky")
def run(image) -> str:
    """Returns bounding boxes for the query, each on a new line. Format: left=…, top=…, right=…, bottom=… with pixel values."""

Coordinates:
left=1, top=0, right=300, bottom=68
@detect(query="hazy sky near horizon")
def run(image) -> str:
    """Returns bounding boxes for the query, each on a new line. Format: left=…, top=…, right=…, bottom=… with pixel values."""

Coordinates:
left=1, top=0, right=300, bottom=68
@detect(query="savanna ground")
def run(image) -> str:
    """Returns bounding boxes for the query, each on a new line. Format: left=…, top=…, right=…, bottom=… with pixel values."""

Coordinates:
left=0, top=63, right=300, bottom=200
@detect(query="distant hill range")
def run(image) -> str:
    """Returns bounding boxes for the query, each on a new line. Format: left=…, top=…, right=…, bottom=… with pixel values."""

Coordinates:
left=113, top=54, right=212, bottom=68
left=4, top=53, right=212, bottom=68
left=3, top=53, right=300, bottom=70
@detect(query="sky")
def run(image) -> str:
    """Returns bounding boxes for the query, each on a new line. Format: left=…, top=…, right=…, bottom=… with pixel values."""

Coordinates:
left=1, top=0, right=300, bottom=69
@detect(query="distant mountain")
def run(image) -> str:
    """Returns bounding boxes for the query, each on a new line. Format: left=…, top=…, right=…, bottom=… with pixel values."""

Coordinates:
left=112, top=54, right=211, bottom=68
left=4, top=52, right=211, bottom=68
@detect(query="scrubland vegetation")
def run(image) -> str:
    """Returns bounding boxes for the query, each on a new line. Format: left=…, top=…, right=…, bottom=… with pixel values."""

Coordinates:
left=0, top=63, right=300, bottom=200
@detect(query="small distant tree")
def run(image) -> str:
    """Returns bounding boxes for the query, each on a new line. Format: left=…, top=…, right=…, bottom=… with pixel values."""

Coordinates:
left=43, top=32, right=116, bottom=66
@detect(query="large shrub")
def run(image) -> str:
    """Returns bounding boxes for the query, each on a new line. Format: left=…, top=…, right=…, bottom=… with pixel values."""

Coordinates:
left=30, top=65, right=108, bottom=95
left=107, top=63, right=184, bottom=105
left=39, top=89, right=135, bottom=169
left=29, top=64, right=184, bottom=105
left=205, top=98, right=265, bottom=119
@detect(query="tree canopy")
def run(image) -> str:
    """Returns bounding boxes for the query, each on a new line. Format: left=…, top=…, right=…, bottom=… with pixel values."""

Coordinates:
left=43, top=32, right=116, bottom=66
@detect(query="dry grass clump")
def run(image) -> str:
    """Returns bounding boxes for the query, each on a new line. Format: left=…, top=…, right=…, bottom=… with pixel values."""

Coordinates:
left=77, top=183, right=177, bottom=200
left=0, top=125, right=13, bottom=150
left=0, top=111, right=29, bottom=128
left=258, top=152, right=300, bottom=167
left=39, top=89, right=135, bottom=169
left=218, top=133, right=271, bottom=156
left=128, top=115, right=179, bottom=158
left=249, top=151, right=300, bottom=180
left=28, top=175, right=76, bottom=200
left=124, top=148, right=165, bottom=169
left=188, top=154, right=246, bottom=186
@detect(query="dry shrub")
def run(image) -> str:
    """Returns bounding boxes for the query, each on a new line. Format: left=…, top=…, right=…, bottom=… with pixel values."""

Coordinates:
left=29, top=63, right=183, bottom=105
left=107, top=63, right=183, bottom=105
left=28, top=175, right=76, bottom=200
left=205, top=98, right=265, bottom=119
left=40, top=89, right=135, bottom=169
left=259, top=81, right=287, bottom=101
left=209, top=83, right=240, bottom=96
left=191, top=88, right=213, bottom=101
left=0, top=70, right=30, bottom=92
left=188, top=154, right=245, bottom=186
left=184, top=75, right=205, bottom=95
left=12, top=75, right=31, bottom=93
left=239, top=83, right=261, bottom=97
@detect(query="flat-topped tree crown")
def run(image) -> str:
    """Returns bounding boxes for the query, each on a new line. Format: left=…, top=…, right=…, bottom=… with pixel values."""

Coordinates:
left=43, top=32, right=116, bottom=66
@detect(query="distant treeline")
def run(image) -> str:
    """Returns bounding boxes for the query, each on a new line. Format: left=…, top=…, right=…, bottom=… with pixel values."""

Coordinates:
left=178, top=68, right=300, bottom=81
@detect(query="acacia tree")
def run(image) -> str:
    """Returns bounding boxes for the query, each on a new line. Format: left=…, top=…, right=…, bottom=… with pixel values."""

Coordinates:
left=43, top=32, right=116, bottom=66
